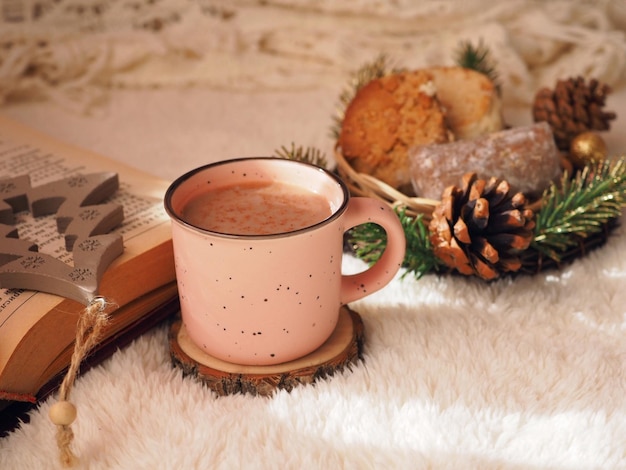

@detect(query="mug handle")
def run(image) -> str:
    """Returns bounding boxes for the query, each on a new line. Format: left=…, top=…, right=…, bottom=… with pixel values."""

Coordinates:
left=340, top=197, right=406, bottom=305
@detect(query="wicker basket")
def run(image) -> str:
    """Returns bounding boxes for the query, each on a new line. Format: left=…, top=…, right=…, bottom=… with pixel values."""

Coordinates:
left=333, top=146, right=438, bottom=221
left=333, top=145, right=615, bottom=277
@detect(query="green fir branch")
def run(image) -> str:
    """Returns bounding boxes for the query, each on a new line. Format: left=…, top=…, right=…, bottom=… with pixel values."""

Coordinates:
left=349, top=208, right=444, bottom=279
left=454, top=39, right=501, bottom=94
left=274, top=143, right=328, bottom=168
left=531, top=158, right=626, bottom=261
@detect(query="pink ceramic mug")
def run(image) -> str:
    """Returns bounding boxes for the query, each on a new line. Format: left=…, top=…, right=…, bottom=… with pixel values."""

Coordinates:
left=165, top=157, right=406, bottom=365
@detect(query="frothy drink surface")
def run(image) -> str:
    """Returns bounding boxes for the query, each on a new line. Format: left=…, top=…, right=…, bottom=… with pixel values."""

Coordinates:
left=182, top=181, right=333, bottom=235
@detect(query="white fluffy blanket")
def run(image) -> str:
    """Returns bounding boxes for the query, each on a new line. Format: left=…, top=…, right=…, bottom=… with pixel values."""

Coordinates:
left=1, top=243, right=626, bottom=469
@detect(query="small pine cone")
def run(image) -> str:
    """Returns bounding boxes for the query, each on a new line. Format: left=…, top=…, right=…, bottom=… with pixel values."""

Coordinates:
left=429, top=173, right=535, bottom=281
left=532, top=76, right=617, bottom=151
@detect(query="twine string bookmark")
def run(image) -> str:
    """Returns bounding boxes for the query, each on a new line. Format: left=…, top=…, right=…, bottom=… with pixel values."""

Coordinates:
left=48, top=296, right=111, bottom=467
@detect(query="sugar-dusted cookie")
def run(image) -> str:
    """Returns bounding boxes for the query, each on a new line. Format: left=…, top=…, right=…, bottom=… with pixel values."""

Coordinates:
left=409, top=122, right=562, bottom=200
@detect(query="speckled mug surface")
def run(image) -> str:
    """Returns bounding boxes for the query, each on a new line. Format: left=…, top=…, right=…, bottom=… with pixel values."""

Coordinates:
left=165, top=157, right=406, bottom=365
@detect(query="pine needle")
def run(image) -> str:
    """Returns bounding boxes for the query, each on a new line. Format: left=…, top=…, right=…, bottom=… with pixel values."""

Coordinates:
left=532, top=158, right=626, bottom=260
left=349, top=208, right=444, bottom=279
left=274, top=143, right=328, bottom=168
left=454, top=39, right=501, bottom=94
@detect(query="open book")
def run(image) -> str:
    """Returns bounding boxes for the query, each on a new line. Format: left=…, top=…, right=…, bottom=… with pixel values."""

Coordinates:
left=0, top=116, right=178, bottom=423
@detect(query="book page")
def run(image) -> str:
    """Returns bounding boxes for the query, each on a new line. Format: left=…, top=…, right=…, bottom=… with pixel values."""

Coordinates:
left=0, top=115, right=173, bottom=370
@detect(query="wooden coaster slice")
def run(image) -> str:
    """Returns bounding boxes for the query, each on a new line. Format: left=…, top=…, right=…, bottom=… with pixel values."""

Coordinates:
left=169, top=306, right=364, bottom=397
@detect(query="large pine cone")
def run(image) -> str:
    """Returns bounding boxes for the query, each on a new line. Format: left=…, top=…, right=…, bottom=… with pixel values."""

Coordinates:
left=429, top=173, right=535, bottom=281
left=533, top=76, right=617, bottom=151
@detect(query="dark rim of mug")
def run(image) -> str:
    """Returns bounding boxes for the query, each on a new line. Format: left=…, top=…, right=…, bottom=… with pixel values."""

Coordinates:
left=164, top=157, right=350, bottom=239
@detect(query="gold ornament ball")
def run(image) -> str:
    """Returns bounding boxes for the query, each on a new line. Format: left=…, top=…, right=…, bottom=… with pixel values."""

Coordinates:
left=569, top=132, right=608, bottom=168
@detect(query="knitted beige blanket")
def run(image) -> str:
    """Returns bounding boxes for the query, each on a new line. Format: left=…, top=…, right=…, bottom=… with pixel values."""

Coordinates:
left=1, top=0, right=625, bottom=112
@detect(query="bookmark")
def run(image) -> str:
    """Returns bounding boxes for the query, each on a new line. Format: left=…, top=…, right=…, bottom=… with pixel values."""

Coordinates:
left=0, top=172, right=124, bottom=467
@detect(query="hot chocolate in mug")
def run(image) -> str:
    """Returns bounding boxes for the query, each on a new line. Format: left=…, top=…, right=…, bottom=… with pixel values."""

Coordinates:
left=165, top=157, right=406, bottom=365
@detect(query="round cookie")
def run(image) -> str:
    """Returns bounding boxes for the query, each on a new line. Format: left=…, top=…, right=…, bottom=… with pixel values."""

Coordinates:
left=426, top=66, right=503, bottom=140
left=338, top=70, right=452, bottom=192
